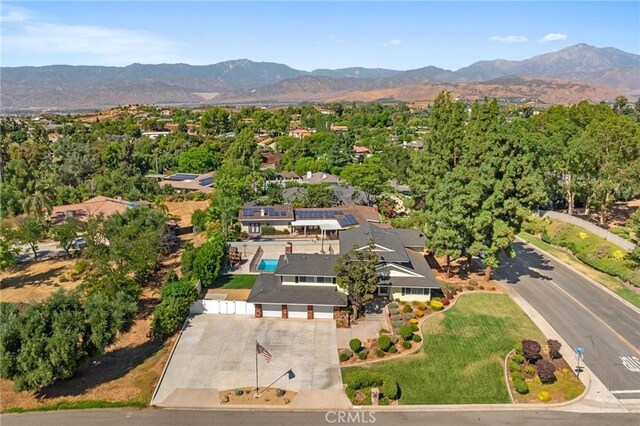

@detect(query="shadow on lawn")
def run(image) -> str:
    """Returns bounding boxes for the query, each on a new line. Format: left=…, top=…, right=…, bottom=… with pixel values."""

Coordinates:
left=497, top=242, right=554, bottom=285
left=0, top=267, right=67, bottom=289
left=37, top=340, right=163, bottom=399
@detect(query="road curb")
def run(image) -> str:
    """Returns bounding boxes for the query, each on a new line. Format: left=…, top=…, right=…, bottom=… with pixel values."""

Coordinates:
left=503, top=350, right=516, bottom=403
left=516, top=236, right=640, bottom=314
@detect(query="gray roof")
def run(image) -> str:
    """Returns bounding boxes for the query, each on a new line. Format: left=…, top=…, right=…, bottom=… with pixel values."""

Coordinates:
left=394, top=229, right=426, bottom=248
left=330, top=185, right=368, bottom=205
left=339, top=223, right=409, bottom=262
left=247, top=273, right=348, bottom=306
left=380, top=249, right=441, bottom=289
left=282, top=187, right=306, bottom=202
left=274, top=254, right=339, bottom=276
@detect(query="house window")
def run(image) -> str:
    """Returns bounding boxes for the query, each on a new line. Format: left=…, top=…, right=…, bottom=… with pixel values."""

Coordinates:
left=296, top=276, right=335, bottom=284
left=401, top=287, right=428, bottom=296
left=378, top=286, right=389, bottom=295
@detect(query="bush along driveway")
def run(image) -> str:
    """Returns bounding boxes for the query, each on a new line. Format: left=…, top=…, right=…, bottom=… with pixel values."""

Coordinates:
left=342, top=293, right=546, bottom=404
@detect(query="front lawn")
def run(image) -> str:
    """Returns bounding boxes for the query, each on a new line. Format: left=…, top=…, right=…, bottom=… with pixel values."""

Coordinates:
left=213, top=274, right=257, bottom=289
left=343, top=293, right=545, bottom=404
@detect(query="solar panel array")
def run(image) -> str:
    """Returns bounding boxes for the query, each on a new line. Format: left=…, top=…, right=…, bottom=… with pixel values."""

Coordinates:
left=296, top=210, right=343, bottom=219
left=199, top=177, right=214, bottom=186
left=338, top=214, right=358, bottom=227
left=242, top=207, right=289, bottom=217
left=171, top=173, right=199, bottom=181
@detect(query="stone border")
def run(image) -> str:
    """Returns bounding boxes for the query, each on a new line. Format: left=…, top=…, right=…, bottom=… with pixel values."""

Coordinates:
left=503, top=349, right=516, bottom=403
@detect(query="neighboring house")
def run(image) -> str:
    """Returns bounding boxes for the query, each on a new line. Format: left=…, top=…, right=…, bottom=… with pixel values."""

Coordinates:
left=353, top=145, right=371, bottom=160
left=238, top=204, right=379, bottom=237
left=301, top=171, right=340, bottom=185
left=330, top=124, right=349, bottom=132
left=49, top=195, right=144, bottom=224
left=403, top=140, right=424, bottom=150
left=288, top=129, right=314, bottom=138
left=142, top=131, right=171, bottom=139
left=157, top=172, right=214, bottom=193
left=260, top=152, right=281, bottom=169
left=282, top=184, right=369, bottom=206
left=246, top=222, right=439, bottom=320
left=239, top=205, right=294, bottom=235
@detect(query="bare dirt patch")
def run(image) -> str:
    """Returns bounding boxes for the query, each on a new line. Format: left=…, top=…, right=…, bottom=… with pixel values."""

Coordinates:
left=431, top=256, right=504, bottom=293
left=0, top=259, right=81, bottom=303
left=165, top=200, right=209, bottom=227
left=570, top=199, right=640, bottom=229
left=205, top=288, right=251, bottom=301
left=219, top=387, right=296, bottom=406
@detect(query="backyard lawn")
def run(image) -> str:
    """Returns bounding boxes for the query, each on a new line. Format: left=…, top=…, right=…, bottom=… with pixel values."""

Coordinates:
left=343, top=293, right=545, bottom=404
left=213, top=274, right=257, bottom=289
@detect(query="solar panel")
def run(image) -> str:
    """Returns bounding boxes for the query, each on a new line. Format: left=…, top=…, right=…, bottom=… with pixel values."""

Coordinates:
left=172, top=173, right=198, bottom=181
left=345, top=214, right=357, bottom=225
left=199, top=177, right=213, bottom=186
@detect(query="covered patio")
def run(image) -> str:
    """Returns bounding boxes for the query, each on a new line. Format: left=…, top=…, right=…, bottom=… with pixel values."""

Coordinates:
left=290, top=219, right=342, bottom=240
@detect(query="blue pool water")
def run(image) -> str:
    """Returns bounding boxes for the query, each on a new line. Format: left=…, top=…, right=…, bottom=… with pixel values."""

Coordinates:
left=257, top=259, right=278, bottom=271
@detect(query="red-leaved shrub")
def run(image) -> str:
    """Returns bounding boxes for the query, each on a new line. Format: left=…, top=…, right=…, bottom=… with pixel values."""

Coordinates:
left=547, top=339, right=562, bottom=359
left=536, top=360, right=556, bottom=384
left=522, top=340, right=542, bottom=363
left=440, top=297, right=450, bottom=306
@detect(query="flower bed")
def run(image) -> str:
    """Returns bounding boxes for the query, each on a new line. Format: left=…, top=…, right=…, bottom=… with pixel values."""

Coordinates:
left=507, top=339, right=585, bottom=403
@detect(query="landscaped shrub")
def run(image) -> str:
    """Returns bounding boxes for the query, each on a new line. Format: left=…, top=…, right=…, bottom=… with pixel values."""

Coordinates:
left=404, top=312, right=416, bottom=320
left=512, top=371, right=524, bottom=381
left=409, top=318, right=418, bottom=324
left=276, top=388, right=286, bottom=397
left=536, top=360, right=556, bottom=384
left=235, top=389, right=243, bottom=396
left=389, top=335, right=399, bottom=344
left=389, top=308, right=400, bottom=315
left=537, top=391, right=552, bottom=402
left=512, top=354, right=525, bottom=364
left=349, top=338, right=363, bottom=352
left=379, top=397, right=390, bottom=405
left=440, top=297, right=450, bottom=306
left=478, top=286, right=484, bottom=290
left=412, top=334, right=422, bottom=343
left=524, top=365, right=536, bottom=375
left=340, top=351, right=352, bottom=362
left=417, top=303, right=428, bottom=311
left=515, top=341, right=523, bottom=355
left=376, top=349, right=385, bottom=358
left=378, top=335, right=392, bottom=351
left=399, top=325, right=413, bottom=341
left=402, top=341, right=412, bottom=350
left=522, top=340, right=542, bottom=363
left=410, top=324, right=418, bottom=332
left=391, top=319, right=404, bottom=328
left=592, top=243, right=610, bottom=260
left=548, top=339, right=562, bottom=359
left=379, top=328, right=390, bottom=334
left=388, top=302, right=399, bottom=309
left=468, top=279, right=478, bottom=286
left=430, top=300, right=444, bottom=311
left=357, top=350, right=369, bottom=360
left=381, top=378, right=399, bottom=399
left=389, top=345, right=398, bottom=353
left=466, top=286, right=474, bottom=291
left=343, top=370, right=383, bottom=389
left=391, top=314, right=403, bottom=321
left=509, top=361, right=520, bottom=373
left=514, top=379, right=529, bottom=395
left=402, top=304, right=413, bottom=313
left=415, top=309, right=424, bottom=317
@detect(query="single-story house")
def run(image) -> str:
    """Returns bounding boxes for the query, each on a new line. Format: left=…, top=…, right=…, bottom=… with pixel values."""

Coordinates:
left=157, top=172, right=214, bottom=193
left=353, top=145, right=371, bottom=160
left=239, top=205, right=294, bottom=235
left=300, top=171, right=340, bottom=185
left=49, top=196, right=145, bottom=224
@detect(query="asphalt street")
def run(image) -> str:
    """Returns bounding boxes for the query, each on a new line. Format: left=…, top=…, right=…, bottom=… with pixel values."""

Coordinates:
left=498, top=242, right=640, bottom=399
left=2, top=408, right=638, bottom=426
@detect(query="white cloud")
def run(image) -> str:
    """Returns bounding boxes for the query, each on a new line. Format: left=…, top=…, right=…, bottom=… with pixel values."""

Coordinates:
left=0, top=5, right=33, bottom=22
left=489, top=35, right=528, bottom=43
left=1, top=6, right=182, bottom=65
left=539, top=33, right=568, bottom=42
left=379, top=39, right=402, bottom=47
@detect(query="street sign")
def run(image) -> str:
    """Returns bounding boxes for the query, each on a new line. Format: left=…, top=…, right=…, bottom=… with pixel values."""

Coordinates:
left=575, top=347, right=585, bottom=374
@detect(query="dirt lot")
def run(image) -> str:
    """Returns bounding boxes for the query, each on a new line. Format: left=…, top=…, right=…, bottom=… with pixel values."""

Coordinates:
left=0, top=259, right=82, bottom=303
left=431, top=256, right=505, bottom=293
left=571, top=199, right=640, bottom=228
left=165, top=200, right=209, bottom=227
left=0, top=241, right=188, bottom=412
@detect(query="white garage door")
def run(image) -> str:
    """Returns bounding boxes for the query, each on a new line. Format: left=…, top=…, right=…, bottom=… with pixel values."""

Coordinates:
left=263, top=304, right=281, bottom=318
left=314, top=305, right=334, bottom=319
left=288, top=305, right=307, bottom=319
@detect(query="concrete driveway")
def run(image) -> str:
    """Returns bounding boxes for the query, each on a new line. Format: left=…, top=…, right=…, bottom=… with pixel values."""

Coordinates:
left=152, top=315, right=345, bottom=408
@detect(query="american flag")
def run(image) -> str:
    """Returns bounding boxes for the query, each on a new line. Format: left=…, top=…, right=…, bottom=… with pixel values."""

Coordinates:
left=256, top=341, right=272, bottom=364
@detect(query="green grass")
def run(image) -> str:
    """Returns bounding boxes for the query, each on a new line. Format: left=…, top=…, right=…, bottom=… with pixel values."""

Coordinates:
left=519, top=232, right=640, bottom=309
left=343, top=293, right=545, bottom=404
left=526, top=368, right=584, bottom=402
left=3, top=400, right=146, bottom=413
left=213, top=274, right=257, bottom=289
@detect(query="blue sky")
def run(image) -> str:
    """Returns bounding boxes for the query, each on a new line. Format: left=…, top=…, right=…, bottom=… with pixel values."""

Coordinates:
left=1, top=1, right=639, bottom=70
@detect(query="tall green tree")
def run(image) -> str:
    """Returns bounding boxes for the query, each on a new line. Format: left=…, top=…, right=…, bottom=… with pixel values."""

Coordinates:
left=50, top=218, right=83, bottom=258
left=192, top=232, right=228, bottom=286
left=334, top=245, right=379, bottom=320
left=16, top=216, right=48, bottom=261
left=22, top=185, right=55, bottom=221
left=340, top=157, right=391, bottom=206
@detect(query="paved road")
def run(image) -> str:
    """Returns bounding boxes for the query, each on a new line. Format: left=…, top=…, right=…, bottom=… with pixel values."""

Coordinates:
left=2, top=408, right=638, bottom=426
left=15, top=240, right=65, bottom=262
left=498, top=242, right=640, bottom=399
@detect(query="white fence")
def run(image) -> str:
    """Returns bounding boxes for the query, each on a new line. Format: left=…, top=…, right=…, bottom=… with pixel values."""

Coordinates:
left=190, top=299, right=256, bottom=315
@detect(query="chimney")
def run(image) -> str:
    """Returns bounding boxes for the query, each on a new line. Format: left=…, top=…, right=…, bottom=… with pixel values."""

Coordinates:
left=260, top=208, right=266, bottom=217
left=322, top=174, right=327, bottom=179
left=306, top=171, right=312, bottom=179
left=117, top=196, right=122, bottom=202
left=285, top=242, right=293, bottom=254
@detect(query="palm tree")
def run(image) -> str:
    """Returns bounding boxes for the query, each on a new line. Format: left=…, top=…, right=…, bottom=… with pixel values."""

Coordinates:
left=23, top=185, right=55, bottom=221
left=152, top=196, right=169, bottom=215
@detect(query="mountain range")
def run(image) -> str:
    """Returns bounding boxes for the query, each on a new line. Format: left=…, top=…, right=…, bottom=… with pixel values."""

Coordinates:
left=1, top=44, right=638, bottom=112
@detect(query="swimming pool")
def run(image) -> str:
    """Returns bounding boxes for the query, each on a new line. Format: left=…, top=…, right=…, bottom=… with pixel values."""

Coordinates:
left=257, top=259, right=278, bottom=272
